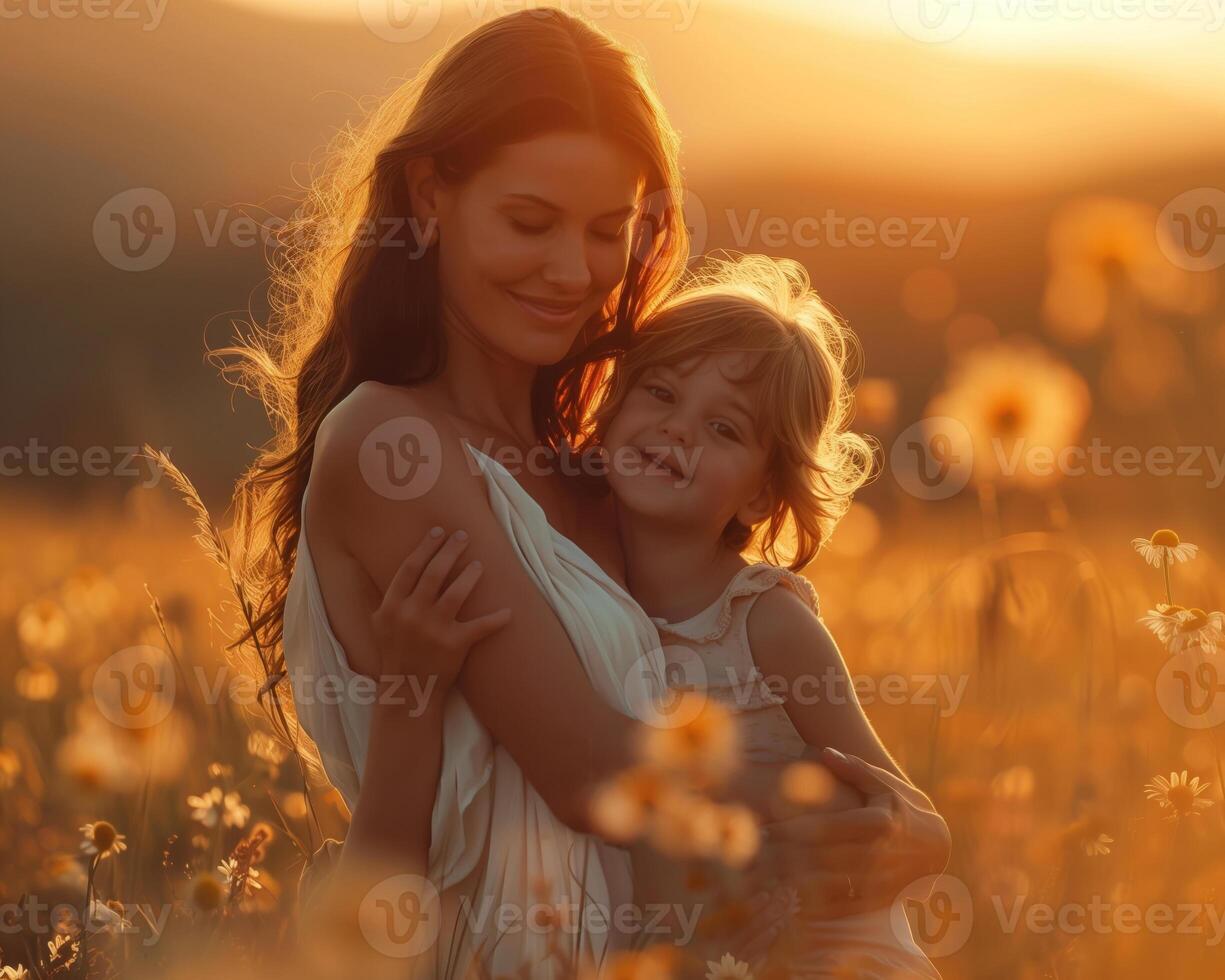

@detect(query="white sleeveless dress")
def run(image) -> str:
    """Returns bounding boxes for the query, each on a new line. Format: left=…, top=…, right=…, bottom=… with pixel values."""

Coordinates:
left=282, top=441, right=668, bottom=977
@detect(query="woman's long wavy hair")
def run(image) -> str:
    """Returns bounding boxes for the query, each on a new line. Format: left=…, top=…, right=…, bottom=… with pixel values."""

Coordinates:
left=217, top=9, right=689, bottom=729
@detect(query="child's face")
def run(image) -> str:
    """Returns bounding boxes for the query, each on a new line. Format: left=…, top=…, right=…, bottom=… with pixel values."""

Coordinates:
left=601, top=351, right=774, bottom=537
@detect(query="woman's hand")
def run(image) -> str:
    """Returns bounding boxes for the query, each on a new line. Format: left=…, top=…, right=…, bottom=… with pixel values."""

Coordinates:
left=819, top=746, right=951, bottom=888
left=758, top=748, right=949, bottom=920
left=739, top=748, right=949, bottom=925
left=369, top=526, right=512, bottom=707
left=328, top=526, right=512, bottom=889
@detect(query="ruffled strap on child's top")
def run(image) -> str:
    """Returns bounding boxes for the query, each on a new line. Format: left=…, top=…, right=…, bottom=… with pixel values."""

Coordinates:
left=649, top=562, right=821, bottom=645
left=650, top=563, right=823, bottom=714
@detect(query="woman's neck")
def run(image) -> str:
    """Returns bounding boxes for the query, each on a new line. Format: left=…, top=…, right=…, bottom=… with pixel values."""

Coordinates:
left=436, top=307, right=538, bottom=444
left=614, top=501, right=748, bottom=624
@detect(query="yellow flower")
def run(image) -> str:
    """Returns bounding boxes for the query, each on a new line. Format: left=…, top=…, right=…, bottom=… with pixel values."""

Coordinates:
left=648, top=789, right=722, bottom=860
left=1144, top=771, right=1214, bottom=821
left=589, top=766, right=668, bottom=843
left=62, top=566, right=119, bottom=619
left=79, top=821, right=127, bottom=859
left=2, top=964, right=32, bottom=980
left=1085, top=833, right=1114, bottom=857
left=1132, top=530, right=1198, bottom=567
left=715, top=804, right=761, bottom=869
left=57, top=722, right=142, bottom=794
left=0, top=748, right=21, bottom=790
left=14, top=662, right=59, bottom=701
left=780, top=761, right=835, bottom=807
left=588, top=946, right=677, bottom=980
left=639, top=695, right=741, bottom=787
left=1042, top=196, right=1202, bottom=343
left=706, top=953, right=753, bottom=980
left=992, top=765, right=1036, bottom=802
left=191, top=874, right=225, bottom=912
left=15, top=598, right=69, bottom=657
left=247, top=731, right=290, bottom=767
left=925, top=341, right=1091, bottom=489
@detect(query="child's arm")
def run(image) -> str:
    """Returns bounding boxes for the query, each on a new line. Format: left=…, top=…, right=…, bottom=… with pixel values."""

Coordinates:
left=747, top=584, right=951, bottom=912
left=333, top=528, right=510, bottom=883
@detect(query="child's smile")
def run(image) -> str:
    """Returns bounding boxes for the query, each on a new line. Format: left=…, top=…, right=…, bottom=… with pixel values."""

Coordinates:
left=601, top=352, right=775, bottom=535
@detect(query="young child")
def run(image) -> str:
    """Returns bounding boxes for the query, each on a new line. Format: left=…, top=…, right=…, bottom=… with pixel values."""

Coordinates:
left=374, top=254, right=947, bottom=975
left=581, top=253, right=942, bottom=976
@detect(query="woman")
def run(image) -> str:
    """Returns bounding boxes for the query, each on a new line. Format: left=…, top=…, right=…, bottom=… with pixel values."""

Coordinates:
left=223, top=9, right=948, bottom=975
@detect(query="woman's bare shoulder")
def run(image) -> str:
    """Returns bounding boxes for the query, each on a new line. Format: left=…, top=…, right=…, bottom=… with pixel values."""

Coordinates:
left=317, top=380, right=432, bottom=448
left=309, top=381, right=482, bottom=537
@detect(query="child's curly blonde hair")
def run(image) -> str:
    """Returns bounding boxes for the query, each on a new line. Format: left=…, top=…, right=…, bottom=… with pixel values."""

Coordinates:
left=587, top=253, right=878, bottom=570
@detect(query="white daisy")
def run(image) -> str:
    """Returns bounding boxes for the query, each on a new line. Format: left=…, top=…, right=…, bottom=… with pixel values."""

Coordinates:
left=187, top=787, right=250, bottom=829
left=1132, top=529, right=1198, bottom=568
left=218, top=858, right=263, bottom=896
left=88, top=900, right=136, bottom=934
left=1170, top=609, right=1225, bottom=655
left=1138, top=604, right=1187, bottom=646
left=1144, top=770, right=1214, bottom=821
left=79, top=822, right=127, bottom=860
left=706, top=953, right=753, bottom=980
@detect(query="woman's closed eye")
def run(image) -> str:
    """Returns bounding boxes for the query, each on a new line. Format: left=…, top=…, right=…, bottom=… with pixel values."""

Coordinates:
left=508, top=215, right=628, bottom=242
left=509, top=216, right=553, bottom=236
left=590, top=220, right=630, bottom=243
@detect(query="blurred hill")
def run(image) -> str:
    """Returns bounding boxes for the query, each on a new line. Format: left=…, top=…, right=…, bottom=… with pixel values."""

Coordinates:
left=2, top=0, right=1223, bottom=512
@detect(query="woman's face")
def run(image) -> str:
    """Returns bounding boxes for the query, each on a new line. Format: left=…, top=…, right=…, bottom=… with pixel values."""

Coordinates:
left=419, top=131, right=644, bottom=367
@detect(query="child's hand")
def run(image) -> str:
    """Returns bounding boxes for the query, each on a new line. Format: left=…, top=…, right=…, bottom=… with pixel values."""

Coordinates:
left=370, top=526, right=512, bottom=705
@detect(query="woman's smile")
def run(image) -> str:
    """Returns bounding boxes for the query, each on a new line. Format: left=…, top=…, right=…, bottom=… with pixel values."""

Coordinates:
left=504, top=287, right=587, bottom=325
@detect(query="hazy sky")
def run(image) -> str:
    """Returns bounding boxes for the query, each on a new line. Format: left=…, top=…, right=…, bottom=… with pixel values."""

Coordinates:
left=212, top=0, right=1225, bottom=103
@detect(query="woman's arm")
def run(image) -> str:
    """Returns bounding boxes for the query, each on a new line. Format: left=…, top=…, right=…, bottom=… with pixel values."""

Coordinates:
left=308, top=383, right=641, bottom=832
